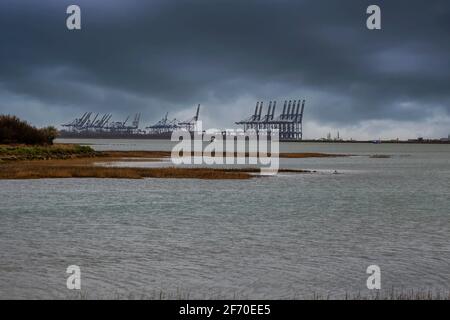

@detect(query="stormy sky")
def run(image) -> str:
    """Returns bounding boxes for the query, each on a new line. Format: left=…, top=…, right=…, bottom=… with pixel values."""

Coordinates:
left=1, top=0, right=449, bottom=139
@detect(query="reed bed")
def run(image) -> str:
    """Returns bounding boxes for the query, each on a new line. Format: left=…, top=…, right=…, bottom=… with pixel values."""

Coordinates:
left=0, top=164, right=254, bottom=180
left=0, top=144, right=324, bottom=179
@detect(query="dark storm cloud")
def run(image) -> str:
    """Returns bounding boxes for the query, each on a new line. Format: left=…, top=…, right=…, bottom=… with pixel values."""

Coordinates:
left=0, top=0, right=449, bottom=137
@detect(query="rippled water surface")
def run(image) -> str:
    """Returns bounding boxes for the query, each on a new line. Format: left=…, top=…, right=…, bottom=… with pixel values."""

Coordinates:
left=1, top=141, right=449, bottom=299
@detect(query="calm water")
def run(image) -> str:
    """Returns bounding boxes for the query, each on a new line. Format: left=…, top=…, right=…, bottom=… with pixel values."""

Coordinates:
left=0, top=140, right=449, bottom=299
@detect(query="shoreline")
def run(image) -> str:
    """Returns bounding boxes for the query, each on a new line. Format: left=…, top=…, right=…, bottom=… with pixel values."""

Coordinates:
left=56, top=137, right=450, bottom=144
left=0, top=144, right=330, bottom=180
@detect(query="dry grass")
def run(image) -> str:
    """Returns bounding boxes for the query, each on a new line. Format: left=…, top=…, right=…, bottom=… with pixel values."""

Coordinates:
left=0, top=163, right=254, bottom=180
left=0, top=159, right=313, bottom=179
left=0, top=144, right=327, bottom=180
left=1, top=144, right=347, bottom=162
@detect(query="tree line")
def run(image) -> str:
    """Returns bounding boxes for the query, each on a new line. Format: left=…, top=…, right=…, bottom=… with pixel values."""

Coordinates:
left=0, top=115, right=58, bottom=145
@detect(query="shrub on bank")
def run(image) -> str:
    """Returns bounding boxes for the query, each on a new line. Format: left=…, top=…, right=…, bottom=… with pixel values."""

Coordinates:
left=0, top=144, right=96, bottom=161
left=0, top=115, right=58, bottom=145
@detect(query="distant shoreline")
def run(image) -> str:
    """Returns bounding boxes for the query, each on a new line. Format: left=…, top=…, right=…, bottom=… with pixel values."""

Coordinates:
left=56, top=137, right=450, bottom=144
left=299, top=139, right=450, bottom=144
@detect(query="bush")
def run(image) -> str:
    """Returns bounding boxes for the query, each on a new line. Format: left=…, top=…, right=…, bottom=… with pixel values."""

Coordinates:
left=39, top=126, right=58, bottom=145
left=0, top=115, right=58, bottom=145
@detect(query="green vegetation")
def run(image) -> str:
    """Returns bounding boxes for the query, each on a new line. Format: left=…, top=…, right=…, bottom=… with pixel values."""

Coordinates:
left=0, top=144, right=97, bottom=161
left=0, top=114, right=58, bottom=145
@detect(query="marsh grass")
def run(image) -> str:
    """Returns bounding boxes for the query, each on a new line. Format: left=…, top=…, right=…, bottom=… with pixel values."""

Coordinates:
left=0, top=159, right=313, bottom=179
left=1, top=144, right=349, bottom=161
left=0, top=144, right=97, bottom=161
left=0, top=164, right=254, bottom=179
left=0, top=145, right=318, bottom=179
left=1, top=146, right=346, bottom=162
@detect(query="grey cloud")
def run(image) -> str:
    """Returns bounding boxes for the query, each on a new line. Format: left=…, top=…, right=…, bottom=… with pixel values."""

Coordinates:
left=0, top=0, right=449, bottom=137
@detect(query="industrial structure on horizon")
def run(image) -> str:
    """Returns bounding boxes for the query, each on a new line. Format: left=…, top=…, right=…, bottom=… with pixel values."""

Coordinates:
left=59, top=105, right=201, bottom=139
left=61, top=112, right=143, bottom=134
left=236, top=100, right=306, bottom=141
left=59, top=100, right=307, bottom=141
left=146, top=104, right=200, bottom=134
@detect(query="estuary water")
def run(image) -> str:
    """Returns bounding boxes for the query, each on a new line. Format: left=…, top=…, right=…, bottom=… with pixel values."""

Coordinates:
left=0, top=140, right=449, bottom=299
